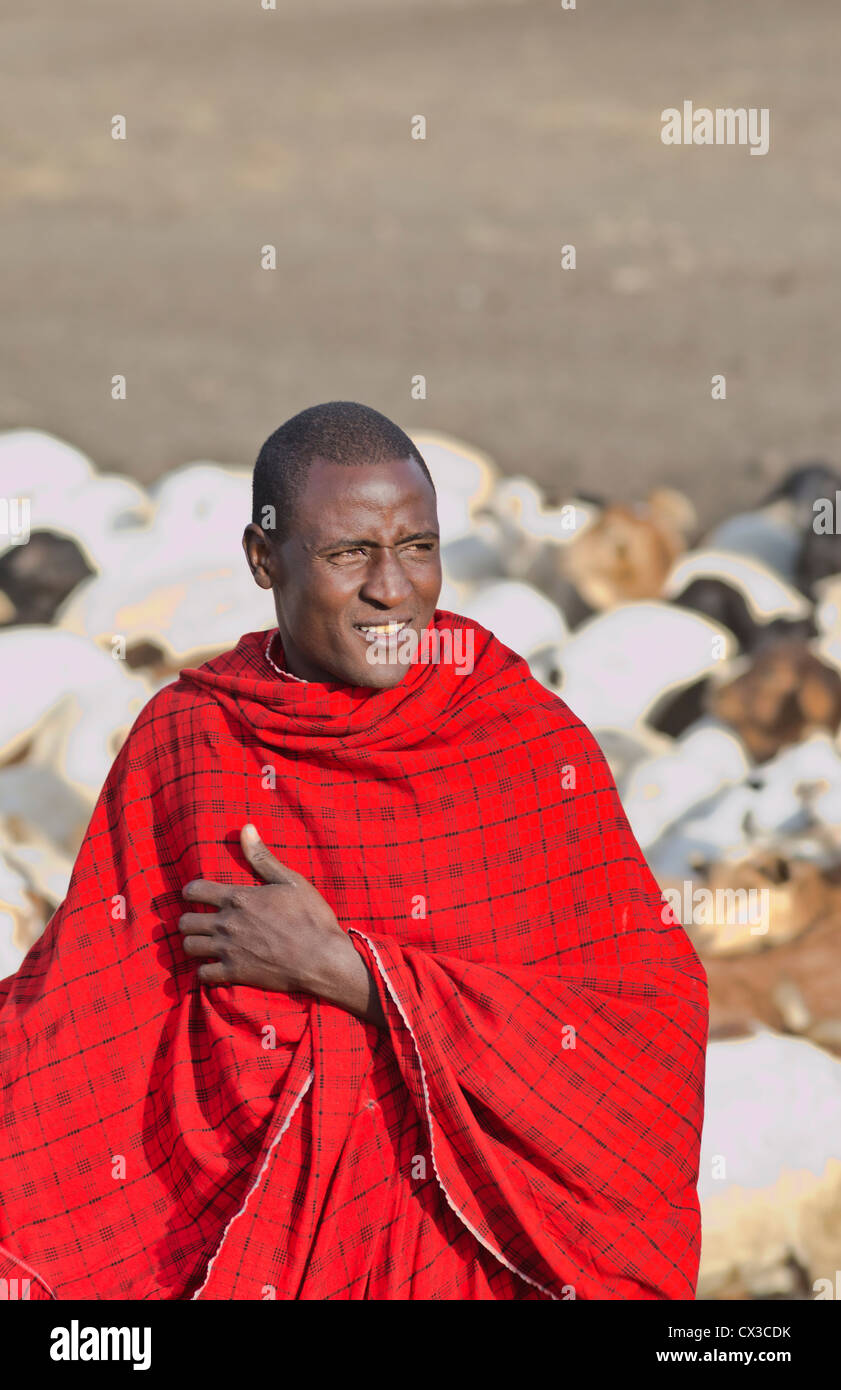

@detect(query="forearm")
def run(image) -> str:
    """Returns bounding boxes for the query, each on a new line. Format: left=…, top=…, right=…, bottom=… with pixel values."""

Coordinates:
left=309, top=931, right=387, bottom=1028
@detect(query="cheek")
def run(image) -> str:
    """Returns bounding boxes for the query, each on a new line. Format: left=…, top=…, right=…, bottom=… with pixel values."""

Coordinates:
left=418, top=562, right=443, bottom=600
left=285, top=581, right=352, bottom=635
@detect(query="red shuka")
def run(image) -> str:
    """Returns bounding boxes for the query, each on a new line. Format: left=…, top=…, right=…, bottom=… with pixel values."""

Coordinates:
left=0, top=612, right=708, bottom=1300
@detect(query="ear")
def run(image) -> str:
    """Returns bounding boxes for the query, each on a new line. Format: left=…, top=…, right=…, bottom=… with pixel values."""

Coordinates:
left=647, top=487, right=697, bottom=541
left=688, top=851, right=710, bottom=880
left=242, top=526, right=274, bottom=589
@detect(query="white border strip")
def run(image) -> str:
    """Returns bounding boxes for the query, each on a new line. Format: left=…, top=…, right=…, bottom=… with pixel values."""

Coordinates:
left=190, top=1066, right=315, bottom=1300
left=0, top=1240, right=57, bottom=1299
left=349, top=929, right=557, bottom=1300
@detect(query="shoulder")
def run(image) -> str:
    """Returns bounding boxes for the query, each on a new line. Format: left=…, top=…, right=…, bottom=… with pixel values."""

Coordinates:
left=469, top=654, right=615, bottom=792
left=500, top=662, right=610, bottom=759
left=116, top=672, right=224, bottom=759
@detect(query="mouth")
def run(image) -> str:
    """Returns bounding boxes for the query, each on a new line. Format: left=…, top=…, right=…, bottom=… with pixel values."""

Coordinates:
left=353, top=619, right=413, bottom=639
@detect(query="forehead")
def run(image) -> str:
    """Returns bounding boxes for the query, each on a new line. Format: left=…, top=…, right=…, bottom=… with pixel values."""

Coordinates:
left=295, top=455, right=436, bottom=537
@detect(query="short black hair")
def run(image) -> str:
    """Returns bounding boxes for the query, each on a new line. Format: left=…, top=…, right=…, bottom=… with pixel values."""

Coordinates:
left=251, top=401, right=435, bottom=542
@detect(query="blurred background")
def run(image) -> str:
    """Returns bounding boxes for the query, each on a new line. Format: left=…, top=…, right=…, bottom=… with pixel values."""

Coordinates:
left=2, top=0, right=841, bottom=1303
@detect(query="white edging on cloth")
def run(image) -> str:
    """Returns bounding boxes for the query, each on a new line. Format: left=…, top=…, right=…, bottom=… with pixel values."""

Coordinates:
left=264, top=630, right=308, bottom=682
left=190, top=1067, right=315, bottom=1300
left=348, top=927, right=557, bottom=1301
left=0, top=1240, right=57, bottom=1299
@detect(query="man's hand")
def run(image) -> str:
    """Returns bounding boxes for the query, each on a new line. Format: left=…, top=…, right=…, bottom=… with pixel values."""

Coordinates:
left=178, top=824, right=386, bottom=1027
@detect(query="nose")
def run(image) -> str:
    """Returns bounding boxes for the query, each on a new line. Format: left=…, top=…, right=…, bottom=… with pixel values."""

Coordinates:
left=359, top=547, right=416, bottom=609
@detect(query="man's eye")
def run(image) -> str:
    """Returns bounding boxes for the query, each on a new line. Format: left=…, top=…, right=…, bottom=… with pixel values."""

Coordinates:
left=330, top=543, right=436, bottom=560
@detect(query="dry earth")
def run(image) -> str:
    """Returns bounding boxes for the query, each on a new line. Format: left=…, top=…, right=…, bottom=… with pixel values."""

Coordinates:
left=2, top=0, right=840, bottom=524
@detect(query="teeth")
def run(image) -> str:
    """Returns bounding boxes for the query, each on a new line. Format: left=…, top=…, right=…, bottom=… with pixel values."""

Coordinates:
left=358, top=622, right=406, bottom=634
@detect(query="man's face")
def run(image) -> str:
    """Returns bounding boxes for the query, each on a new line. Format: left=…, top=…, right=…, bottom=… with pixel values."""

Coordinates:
left=242, top=454, right=442, bottom=688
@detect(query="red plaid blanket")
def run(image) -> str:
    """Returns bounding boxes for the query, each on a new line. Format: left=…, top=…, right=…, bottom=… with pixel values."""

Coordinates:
left=0, top=612, right=708, bottom=1299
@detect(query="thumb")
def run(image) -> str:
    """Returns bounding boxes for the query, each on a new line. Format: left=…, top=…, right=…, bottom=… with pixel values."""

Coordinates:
left=240, top=823, right=292, bottom=884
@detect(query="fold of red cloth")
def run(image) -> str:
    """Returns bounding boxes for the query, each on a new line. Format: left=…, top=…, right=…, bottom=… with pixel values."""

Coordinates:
left=0, top=610, right=707, bottom=1299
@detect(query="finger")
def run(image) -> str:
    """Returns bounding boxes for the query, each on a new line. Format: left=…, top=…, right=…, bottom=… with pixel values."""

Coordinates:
left=181, top=935, right=220, bottom=958
left=240, top=824, right=296, bottom=886
left=177, top=912, right=217, bottom=935
left=182, top=879, right=229, bottom=907
left=196, top=961, right=230, bottom=986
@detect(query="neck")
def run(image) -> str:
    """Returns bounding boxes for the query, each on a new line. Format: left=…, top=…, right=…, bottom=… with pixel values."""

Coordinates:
left=265, top=630, right=308, bottom=683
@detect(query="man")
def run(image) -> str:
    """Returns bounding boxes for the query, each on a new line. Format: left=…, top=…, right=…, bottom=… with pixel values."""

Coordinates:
left=0, top=402, right=708, bottom=1300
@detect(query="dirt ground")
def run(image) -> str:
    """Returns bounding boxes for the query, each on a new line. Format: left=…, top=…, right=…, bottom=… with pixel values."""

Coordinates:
left=2, top=0, right=840, bottom=525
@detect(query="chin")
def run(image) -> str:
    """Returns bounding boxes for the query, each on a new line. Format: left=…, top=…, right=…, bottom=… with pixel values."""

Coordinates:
left=356, top=663, right=409, bottom=690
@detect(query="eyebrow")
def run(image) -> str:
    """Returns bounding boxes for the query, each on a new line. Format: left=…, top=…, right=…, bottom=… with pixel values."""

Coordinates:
left=317, top=530, right=440, bottom=553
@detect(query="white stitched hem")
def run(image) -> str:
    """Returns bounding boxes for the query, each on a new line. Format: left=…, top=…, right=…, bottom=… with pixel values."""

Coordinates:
left=348, top=928, right=557, bottom=1301
left=190, top=1066, right=315, bottom=1300
left=0, top=1240, right=57, bottom=1299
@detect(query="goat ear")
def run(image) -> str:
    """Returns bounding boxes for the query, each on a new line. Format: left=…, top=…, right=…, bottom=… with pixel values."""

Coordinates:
left=647, top=487, right=697, bottom=540
left=758, top=855, right=790, bottom=885
left=688, top=851, right=709, bottom=879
